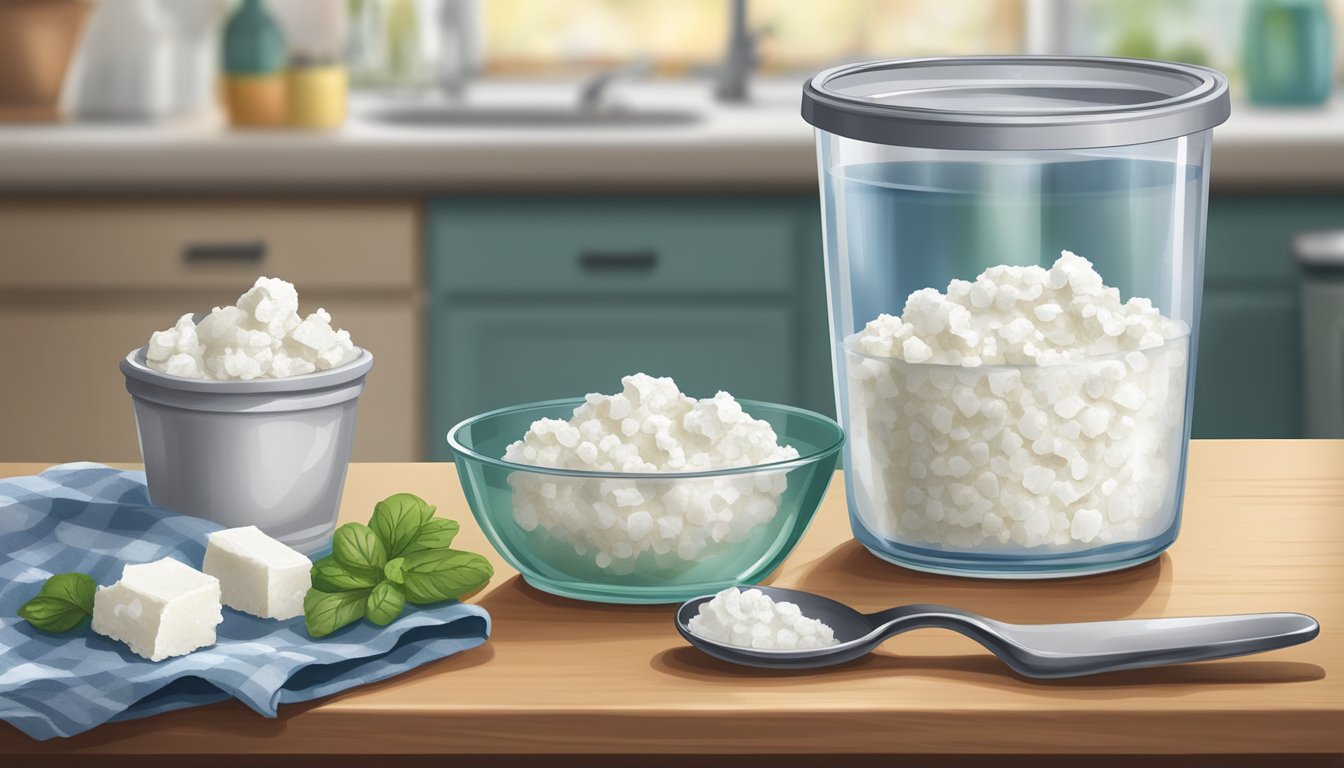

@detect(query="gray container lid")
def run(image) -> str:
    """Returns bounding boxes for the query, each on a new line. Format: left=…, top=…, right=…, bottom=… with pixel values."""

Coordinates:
left=802, top=56, right=1230, bottom=151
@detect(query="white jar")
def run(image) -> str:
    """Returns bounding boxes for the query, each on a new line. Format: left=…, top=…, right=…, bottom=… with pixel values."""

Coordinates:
left=68, top=0, right=172, bottom=121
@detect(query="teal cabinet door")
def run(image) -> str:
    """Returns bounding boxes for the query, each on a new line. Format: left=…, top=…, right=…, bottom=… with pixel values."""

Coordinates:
left=1193, top=195, right=1344, bottom=438
left=1193, top=289, right=1300, bottom=438
left=1204, top=196, right=1344, bottom=286
left=429, top=304, right=796, bottom=460
left=426, top=195, right=837, bottom=460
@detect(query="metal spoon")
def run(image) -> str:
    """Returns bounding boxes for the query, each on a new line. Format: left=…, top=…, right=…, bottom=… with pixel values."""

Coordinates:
left=675, top=586, right=1319, bottom=677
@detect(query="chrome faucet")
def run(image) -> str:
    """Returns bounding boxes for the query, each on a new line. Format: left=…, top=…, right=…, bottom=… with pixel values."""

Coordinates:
left=715, top=0, right=764, bottom=102
left=578, top=58, right=652, bottom=112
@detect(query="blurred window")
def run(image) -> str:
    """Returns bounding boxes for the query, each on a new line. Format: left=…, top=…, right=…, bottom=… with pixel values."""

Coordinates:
left=482, top=0, right=1025, bottom=76
left=350, top=0, right=1344, bottom=89
left=1053, top=0, right=1249, bottom=81
left=1046, top=0, right=1344, bottom=86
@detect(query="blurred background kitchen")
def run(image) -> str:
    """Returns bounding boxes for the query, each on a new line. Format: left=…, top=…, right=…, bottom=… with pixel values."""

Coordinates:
left=0, top=0, right=1341, bottom=462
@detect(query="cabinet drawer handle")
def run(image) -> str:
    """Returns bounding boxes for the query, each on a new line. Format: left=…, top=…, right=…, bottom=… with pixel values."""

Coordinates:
left=579, top=249, right=658, bottom=272
left=182, top=241, right=267, bottom=264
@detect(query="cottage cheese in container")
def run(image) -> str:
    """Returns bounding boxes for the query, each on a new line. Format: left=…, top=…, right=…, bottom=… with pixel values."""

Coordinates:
left=144, top=277, right=357, bottom=380
left=846, top=251, right=1189, bottom=552
left=504, top=374, right=798, bottom=574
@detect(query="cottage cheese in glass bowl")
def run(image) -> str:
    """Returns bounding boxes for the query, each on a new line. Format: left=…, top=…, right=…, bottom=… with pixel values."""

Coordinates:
left=447, top=375, right=844, bottom=604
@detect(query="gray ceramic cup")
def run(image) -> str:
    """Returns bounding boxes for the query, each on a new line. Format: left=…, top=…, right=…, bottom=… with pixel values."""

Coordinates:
left=120, top=347, right=374, bottom=554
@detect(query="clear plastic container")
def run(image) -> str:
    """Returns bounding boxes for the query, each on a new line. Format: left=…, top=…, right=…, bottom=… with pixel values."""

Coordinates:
left=802, top=57, right=1230, bottom=578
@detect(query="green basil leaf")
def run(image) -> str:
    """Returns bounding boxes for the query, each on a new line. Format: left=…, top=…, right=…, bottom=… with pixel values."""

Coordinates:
left=18, top=573, right=96, bottom=633
left=42, top=572, right=96, bottom=609
left=365, top=582, right=406, bottom=626
left=400, top=549, right=493, bottom=605
left=402, top=518, right=460, bottom=555
left=332, top=522, right=387, bottom=574
left=19, top=596, right=88, bottom=633
left=383, top=557, right=406, bottom=585
left=369, top=493, right=436, bottom=559
left=19, top=597, right=89, bottom=633
left=311, top=555, right=381, bottom=592
left=304, top=588, right=370, bottom=638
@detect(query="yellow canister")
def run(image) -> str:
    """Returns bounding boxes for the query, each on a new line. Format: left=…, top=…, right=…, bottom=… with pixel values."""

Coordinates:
left=287, top=64, right=347, bottom=130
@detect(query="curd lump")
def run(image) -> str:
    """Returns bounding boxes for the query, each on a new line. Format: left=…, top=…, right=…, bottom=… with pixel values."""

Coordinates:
left=504, top=374, right=799, bottom=573
left=846, top=251, right=1189, bottom=551
left=688, top=587, right=839, bottom=650
left=145, top=277, right=357, bottom=380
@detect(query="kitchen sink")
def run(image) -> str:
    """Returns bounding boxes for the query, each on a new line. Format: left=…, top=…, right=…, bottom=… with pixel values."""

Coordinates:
left=369, top=105, right=701, bottom=128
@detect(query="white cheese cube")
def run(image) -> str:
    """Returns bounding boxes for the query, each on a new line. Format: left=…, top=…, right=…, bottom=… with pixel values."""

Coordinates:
left=203, top=525, right=312, bottom=620
left=91, top=558, right=222, bottom=662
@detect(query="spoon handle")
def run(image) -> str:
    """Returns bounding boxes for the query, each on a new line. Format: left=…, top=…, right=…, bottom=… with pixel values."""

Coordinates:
left=869, top=606, right=1319, bottom=678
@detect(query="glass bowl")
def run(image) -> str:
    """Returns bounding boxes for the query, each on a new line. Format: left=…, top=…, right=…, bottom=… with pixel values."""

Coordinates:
left=447, top=399, right=844, bottom=604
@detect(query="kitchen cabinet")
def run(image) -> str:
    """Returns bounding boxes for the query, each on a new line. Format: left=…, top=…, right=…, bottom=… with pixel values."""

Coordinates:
left=1195, top=289, right=1300, bottom=437
left=1194, top=195, right=1344, bottom=438
left=426, top=190, right=1343, bottom=452
left=433, top=304, right=795, bottom=447
left=426, top=197, right=834, bottom=460
left=0, top=200, right=423, bottom=462
left=0, top=190, right=1323, bottom=464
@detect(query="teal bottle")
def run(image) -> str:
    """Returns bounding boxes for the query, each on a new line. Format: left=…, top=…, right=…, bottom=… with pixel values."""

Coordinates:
left=1243, top=0, right=1334, bottom=105
left=222, top=0, right=288, bottom=126
left=223, top=0, right=286, bottom=75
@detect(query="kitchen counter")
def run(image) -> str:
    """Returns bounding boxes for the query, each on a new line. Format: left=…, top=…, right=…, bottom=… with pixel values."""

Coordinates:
left=1, top=440, right=1341, bottom=765
left=1, top=81, right=1343, bottom=193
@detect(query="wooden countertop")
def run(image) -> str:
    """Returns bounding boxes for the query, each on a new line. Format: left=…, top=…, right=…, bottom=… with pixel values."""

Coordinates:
left=2, top=440, right=1341, bottom=760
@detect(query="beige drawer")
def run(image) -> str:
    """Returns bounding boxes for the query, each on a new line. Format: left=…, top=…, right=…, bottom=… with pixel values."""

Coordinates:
left=0, top=200, right=418, bottom=291
left=0, top=295, right=420, bottom=462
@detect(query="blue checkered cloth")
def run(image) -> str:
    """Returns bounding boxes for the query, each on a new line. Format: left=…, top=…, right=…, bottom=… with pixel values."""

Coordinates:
left=0, top=463, right=492, bottom=741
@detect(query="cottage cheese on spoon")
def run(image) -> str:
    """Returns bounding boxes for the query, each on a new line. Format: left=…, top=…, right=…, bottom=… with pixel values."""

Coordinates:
left=688, top=587, right=840, bottom=650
